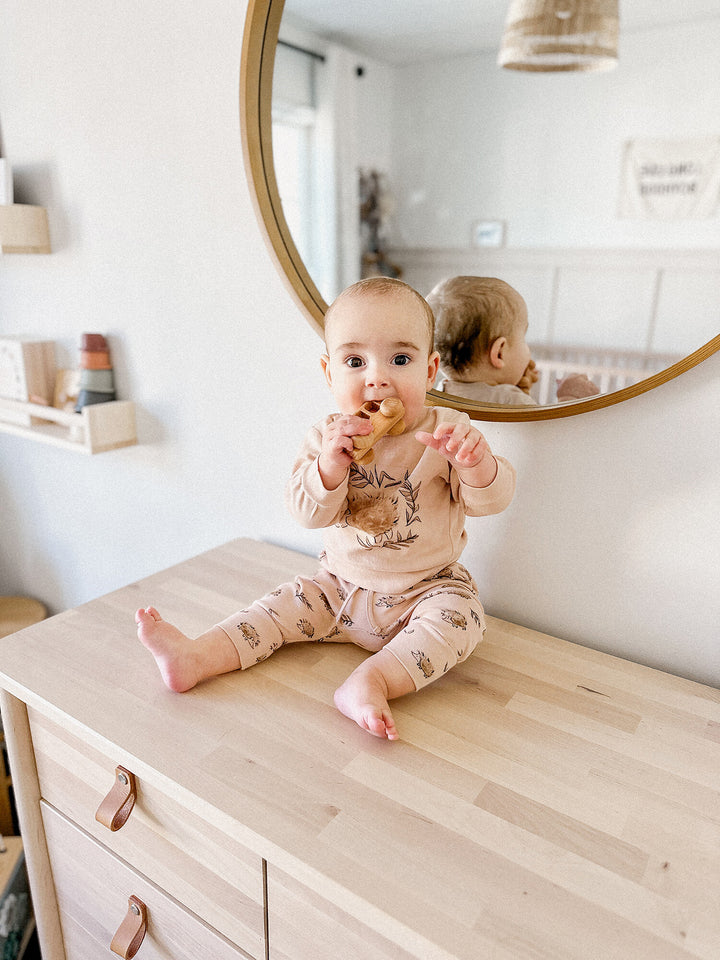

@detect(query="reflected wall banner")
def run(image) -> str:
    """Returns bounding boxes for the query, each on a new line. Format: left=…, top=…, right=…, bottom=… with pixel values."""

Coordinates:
left=619, top=137, right=720, bottom=219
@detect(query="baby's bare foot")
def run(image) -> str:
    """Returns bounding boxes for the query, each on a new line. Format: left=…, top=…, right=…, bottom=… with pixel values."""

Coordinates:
left=334, top=674, right=399, bottom=741
left=135, top=607, right=205, bottom=692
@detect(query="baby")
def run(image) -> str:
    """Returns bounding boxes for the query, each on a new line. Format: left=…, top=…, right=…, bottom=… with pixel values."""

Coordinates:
left=137, top=277, right=516, bottom=740
left=428, top=275, right=598, bottom=405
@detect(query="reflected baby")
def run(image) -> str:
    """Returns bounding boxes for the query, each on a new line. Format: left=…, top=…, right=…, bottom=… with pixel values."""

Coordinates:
left=428, top=275, right=599, bottom=405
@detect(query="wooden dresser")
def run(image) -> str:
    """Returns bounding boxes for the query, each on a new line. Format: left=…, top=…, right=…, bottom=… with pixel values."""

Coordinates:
left=0, top=538, right=718, bottom=960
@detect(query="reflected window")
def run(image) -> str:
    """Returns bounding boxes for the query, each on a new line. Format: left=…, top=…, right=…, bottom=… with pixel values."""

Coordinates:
left=272, top=109, right=313, bottom=261
left=272, top=41, right=337, bottom=302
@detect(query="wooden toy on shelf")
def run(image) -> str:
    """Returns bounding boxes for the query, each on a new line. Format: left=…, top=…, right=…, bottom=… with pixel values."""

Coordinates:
left=0, top=338, right=55, bottom=427
left=75, top=333, right=116, bottom=411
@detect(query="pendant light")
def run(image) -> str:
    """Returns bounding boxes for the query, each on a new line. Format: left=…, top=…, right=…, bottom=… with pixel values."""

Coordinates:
left=498, top=0, right=619, bottom=73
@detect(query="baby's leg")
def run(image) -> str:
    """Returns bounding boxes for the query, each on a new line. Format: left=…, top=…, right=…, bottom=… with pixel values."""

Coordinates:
left=333, top=649, right=414, bottom=740
left=216, top=573, right=342, bottom=668
left=136, top=607, right=240, bottom=692
left=385, top=588, right=484, bottom=693
left=336, top=582, right=484, bottom=739
left=138, top=572, right=342, bottom=692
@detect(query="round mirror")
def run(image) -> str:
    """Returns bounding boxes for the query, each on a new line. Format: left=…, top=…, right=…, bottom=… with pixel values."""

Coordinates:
left=240, top=0, right=720, bottom=421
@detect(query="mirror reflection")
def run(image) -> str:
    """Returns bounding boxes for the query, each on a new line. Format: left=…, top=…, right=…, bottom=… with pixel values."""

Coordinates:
left=271, top=0, right=720, bottom=408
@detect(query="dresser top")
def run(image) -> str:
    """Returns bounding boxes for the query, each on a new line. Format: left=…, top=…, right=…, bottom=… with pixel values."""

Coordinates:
left=1, top=538, right=718, bottom=960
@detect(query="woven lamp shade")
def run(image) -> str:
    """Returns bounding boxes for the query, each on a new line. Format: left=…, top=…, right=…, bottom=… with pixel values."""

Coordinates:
left=498, top=0, right=619, bottom=72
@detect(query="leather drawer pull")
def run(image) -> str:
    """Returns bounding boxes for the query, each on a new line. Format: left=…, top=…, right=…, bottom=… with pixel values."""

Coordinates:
left=95, top=766, right=137, bottom=831
left=111, top=895, right=147, bottom=959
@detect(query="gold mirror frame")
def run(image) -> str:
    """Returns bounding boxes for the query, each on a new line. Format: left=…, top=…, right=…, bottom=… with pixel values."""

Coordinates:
left=239, top=0, right=720, bottom=422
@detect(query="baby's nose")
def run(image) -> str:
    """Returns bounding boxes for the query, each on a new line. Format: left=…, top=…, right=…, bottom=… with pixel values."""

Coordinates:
left=365, top=365, right=389, bottom=387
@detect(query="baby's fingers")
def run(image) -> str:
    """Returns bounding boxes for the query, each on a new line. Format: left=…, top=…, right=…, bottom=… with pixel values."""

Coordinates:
left=416, top=426, right=458, bottom=454
left=328, top=415, right=370, bottom=437
left=454, top=434, right=489, bottom=466
left=435, top=423, right=469, bottom=454
left=417, top=424, right=488, bottom=467
left=415, top=430, right=438, bottom=448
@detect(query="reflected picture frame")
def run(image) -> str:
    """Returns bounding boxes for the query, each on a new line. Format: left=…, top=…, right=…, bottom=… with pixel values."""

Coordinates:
left=471, top=220, right=506, bottom=248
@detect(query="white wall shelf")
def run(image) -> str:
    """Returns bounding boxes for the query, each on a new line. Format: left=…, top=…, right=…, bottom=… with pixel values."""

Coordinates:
left=0, top=398, right=136, bottom=453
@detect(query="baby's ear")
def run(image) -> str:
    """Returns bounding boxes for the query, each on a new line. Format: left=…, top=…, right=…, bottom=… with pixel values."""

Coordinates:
left=489, top=337, right=506, bottom=369
left=426, top=350, right=440, bottom=386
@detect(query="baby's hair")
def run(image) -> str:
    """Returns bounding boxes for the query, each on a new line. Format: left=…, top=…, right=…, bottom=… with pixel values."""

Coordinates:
left=325, top=277, right=435, bottom=353
left=427, top=276, right=526, bottom=374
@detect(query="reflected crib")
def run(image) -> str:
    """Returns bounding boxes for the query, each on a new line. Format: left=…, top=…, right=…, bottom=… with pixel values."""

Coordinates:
left=529, top=343, right=682, bottom=405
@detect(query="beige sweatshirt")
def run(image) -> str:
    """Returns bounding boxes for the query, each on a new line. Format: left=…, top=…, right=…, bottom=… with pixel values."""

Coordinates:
left=285, top=405, right=516, bottom=593
left=439, top=378, right=536, bottom=406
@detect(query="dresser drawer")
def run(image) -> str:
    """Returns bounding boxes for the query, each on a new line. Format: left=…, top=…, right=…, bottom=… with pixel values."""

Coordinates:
left=41, top=801, right=251, bottom=960
left=28, top=709, right=264, bottom=958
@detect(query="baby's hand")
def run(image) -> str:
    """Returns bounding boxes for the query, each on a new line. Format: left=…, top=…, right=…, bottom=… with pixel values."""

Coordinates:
left=517, top=359, right=538, bottom=394
left=416, top=422, right=497, bottom=485
left=318, top=415, right=373, bottom=490
left=556, top=373, right=600, bottom=401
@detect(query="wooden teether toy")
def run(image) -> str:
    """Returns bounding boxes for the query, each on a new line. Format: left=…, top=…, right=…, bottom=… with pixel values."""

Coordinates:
left=352, top=398, right=405, bottom=465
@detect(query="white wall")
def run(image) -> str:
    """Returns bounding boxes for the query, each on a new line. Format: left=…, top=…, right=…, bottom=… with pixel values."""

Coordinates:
left=390, top=19, right=720, bottom=249
left=1, top=0, right=718, bottom=687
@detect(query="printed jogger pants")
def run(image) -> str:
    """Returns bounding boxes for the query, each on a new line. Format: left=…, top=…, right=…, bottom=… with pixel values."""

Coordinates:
left=216, top=561, right=485, bottom=690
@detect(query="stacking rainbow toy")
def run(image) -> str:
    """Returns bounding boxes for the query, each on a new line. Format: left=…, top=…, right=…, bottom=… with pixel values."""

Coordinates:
left=75, top=333, right=116, bottom=411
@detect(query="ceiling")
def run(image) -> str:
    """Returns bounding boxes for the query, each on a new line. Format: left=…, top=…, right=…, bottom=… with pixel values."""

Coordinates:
left=283, top=0, right=720, bottom=64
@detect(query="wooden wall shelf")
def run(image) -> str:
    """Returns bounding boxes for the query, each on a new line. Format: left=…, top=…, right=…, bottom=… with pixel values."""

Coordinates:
left=0, top=204, right=50, bottom=254
left=0, top=398, right=136, bottom=453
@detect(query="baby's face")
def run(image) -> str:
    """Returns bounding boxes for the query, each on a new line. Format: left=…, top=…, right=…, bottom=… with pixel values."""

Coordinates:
left=321, top=291, right=439, bottom=429
left=503, top=310, right=532, bottom=387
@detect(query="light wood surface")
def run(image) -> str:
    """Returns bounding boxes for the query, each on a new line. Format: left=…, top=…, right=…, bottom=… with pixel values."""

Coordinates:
left=0, top=538, right=718, bottom=960
left=0, top=691, right=65, bottom=958
left=0, top=597, right=47, bottom=639
left=41, top=803, right=251, bottom=960
left=28, top=709, right=264, bottom=955
left=0, top=204, right=50, bottom=254
left=0, top=398, right=137, bottom=453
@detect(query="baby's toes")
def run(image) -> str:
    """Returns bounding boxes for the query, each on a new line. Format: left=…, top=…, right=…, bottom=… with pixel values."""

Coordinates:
left=365, top=713, right=390, bottom=738
left=135, top=606, right=161, bottom=626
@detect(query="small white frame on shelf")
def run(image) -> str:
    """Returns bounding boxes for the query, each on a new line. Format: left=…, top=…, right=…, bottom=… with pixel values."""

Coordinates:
left=0, top=398, right=136, bottom=454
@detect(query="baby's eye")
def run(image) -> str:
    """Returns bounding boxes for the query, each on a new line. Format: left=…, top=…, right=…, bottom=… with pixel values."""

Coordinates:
left=392, top=354, right=412, bottom=366
left=345, top=356, right=364, bottom=368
